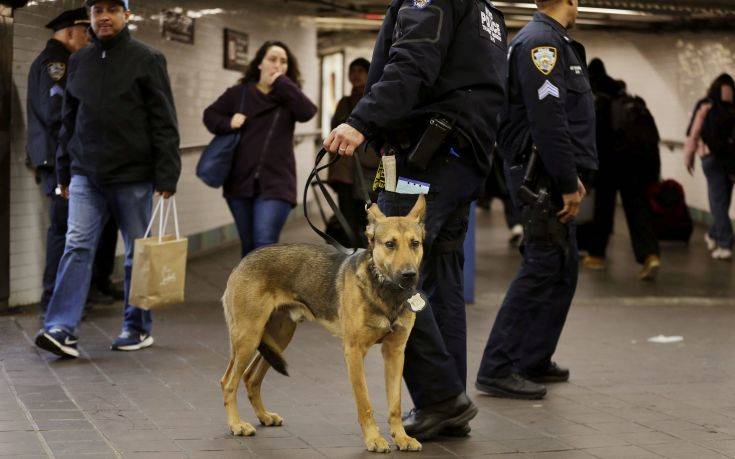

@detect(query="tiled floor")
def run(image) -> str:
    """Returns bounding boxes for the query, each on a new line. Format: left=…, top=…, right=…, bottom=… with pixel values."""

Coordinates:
left=1, top=206, right=734, bottom=458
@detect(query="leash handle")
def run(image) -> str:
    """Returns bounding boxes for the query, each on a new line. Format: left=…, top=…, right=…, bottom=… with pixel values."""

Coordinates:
left=304, top=148, right=367, bottom=253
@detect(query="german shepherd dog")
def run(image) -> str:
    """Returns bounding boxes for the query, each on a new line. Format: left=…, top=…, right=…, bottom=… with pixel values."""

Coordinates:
left=220, top=195, right=426, bottom=453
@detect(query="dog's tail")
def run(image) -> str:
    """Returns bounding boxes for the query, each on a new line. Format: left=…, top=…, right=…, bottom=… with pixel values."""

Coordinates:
left=258, top=336, right=289, bottom=377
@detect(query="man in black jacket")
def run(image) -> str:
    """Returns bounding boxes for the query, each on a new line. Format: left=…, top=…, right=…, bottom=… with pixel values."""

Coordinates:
left=27, top=7, right=122, bottom=315
left=35, top=0, right=181, bottom=359
left=325, top=0, right=508, bottom=440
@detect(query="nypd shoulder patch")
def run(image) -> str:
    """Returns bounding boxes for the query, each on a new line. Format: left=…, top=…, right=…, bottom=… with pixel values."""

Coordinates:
left=412, top=0, right=431, bottom=8
left=531, top=46, right=557, bottom=76
left=46, top=62, right=66, bottom=82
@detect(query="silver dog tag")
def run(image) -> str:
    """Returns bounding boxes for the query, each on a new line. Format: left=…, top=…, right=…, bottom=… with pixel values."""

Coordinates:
left=407, top=293, right=426, bottom=313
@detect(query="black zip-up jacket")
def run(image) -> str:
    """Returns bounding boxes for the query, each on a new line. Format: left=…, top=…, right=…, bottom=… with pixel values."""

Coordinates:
left=57, top=27, right=181, bottom=191
left=498, top=12, right=598, bottom=194
left=347, top=0, right=508, bottom=175
left=26, top=39, right=70, bottom=195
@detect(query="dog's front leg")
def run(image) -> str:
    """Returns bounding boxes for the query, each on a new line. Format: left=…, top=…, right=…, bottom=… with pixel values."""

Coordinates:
left=382, top=328, right=422, bottom=452
left=344, top=342, right=391, bottom=453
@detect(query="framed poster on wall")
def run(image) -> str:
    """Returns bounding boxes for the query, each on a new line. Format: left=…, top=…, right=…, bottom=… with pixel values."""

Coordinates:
left=160, top=9, right=195, bottom=44
left=224, top=28, right=249, bottom=72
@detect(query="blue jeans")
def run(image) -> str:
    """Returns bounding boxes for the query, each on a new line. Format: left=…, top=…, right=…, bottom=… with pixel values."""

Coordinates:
left=44, top=175, right=154, bottom=335
left=702, top=154, right=734, bottom=249
left=226, top=196, right=292, bottom=258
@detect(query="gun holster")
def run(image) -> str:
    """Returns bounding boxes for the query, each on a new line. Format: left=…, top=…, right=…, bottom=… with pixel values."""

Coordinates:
left=518, top=147, right=570, bottom=253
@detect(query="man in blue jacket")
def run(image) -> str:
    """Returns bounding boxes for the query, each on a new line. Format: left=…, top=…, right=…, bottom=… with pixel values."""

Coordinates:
left=35, top=0, right=181, bottom=358
left=325, top=0, right=508, bottom=440
left=476, top=0, right=598, bottom=399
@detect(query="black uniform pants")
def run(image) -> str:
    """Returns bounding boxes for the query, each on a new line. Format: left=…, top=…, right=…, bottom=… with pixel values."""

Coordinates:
left=477, top=163, right=578, bottom=380
left=377, top=153, right=483, bottom=408
left=584, top=161, right=659, bottom=264
left=41, top=195, right=119, bottom=313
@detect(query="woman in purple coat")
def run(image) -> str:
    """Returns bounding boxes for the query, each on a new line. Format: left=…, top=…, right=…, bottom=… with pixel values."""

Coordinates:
left=204, top=41, right=317, bottom=257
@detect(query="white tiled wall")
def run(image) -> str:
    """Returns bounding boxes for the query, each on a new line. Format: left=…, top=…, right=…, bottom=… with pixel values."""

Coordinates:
left=9, top=0, right=319, bottom=306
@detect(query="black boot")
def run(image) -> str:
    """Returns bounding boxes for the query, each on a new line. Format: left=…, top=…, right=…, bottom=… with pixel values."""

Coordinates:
left=475, top=373, right=547, bottom=400
left=527, top=362, right=570, bottom=383
left=439, top=423, right=471, bottom=437
left=402, top=392, right=478, bottom=441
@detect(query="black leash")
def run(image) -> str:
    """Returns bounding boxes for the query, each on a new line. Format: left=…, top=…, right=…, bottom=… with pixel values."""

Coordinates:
left=303, top=147, right=373, bottom=254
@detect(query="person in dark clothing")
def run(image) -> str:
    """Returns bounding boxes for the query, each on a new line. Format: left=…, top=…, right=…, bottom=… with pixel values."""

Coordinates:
left=684, top=73, right=735, bottom=260
left=35, top=0, right=181, bottom=358
left=203, top=41, right=317, bottom=258
left=579, top=58, right=661, bottom=280
left=25, top=8, right=113, bottom=313
left=327, top=58, right=379, bottom=248
left=476, top=0, right=597, bottom=400
left=478, top=151, right=523, bottom=245
left=325, top=0, right=508, bottom=441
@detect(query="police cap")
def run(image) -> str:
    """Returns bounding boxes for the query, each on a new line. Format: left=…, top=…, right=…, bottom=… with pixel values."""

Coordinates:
left=84, top=0, right=130, bottom=10
left=45, top=7, right=90, bottom=32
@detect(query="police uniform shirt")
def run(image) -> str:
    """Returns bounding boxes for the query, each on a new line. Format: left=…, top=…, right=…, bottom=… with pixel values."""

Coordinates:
left=500, top=12, right=598, bottom=194
left=26, top=38, right=72, bottom=194
left=347, top=0, right=508, bottom=174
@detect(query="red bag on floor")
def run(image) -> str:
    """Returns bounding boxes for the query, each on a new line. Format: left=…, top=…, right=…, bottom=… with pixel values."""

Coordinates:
left=645, top=179, right=694, bottom=243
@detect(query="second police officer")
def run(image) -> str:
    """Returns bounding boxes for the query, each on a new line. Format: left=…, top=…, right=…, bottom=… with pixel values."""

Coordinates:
left=325, top=0, right=508, bottom=440
left=476, top=0, right=598, bottom=399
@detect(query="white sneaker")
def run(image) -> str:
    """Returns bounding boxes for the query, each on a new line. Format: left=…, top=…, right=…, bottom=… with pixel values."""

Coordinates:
left=704, top=234, right=717, bottom=251
left=712, top=248, right=732, bottom=260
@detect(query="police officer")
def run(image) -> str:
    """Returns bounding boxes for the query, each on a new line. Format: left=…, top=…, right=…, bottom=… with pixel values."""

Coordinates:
left=325, top=0, right=508, bottom=440
left=25, top=8, right=104, bottom=314
left=475, top=0, right=597, bottom=399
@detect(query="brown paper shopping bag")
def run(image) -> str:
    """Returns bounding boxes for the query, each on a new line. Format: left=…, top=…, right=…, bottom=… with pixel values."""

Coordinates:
left=130, top=197, right=188, bottom=310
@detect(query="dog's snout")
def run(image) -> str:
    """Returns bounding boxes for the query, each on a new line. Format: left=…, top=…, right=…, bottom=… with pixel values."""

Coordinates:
left=400, top=270, right=417, bottom=282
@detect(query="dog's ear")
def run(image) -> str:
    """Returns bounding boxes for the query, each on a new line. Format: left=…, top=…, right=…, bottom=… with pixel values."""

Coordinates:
left=366, top=203, right=386, bottom=224
left=408, top=194, right=426, bottom=224
left=365, top=203, right=385, bottom=243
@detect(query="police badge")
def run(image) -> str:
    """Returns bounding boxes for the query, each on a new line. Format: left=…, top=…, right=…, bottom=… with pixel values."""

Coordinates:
left=412, top=0, right=431, bottom=8
left=47, top=62, right=66, bottom=82
left=531, top=47, right=557, bottom=76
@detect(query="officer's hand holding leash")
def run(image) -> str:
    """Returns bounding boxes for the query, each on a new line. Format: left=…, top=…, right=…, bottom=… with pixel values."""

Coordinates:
left=557, top=178, right=586, bottom=224
left=324, top=123, right=365, bottom=157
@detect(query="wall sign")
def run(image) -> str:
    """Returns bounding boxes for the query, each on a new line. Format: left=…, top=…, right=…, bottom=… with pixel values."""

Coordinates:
left=160, top=9, right=195, bottom=44
left=224, top=28, right=249, bottom=72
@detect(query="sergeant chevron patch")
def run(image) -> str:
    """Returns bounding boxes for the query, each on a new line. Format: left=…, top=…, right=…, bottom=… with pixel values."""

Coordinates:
left=538, top=80, right=560, bottom=100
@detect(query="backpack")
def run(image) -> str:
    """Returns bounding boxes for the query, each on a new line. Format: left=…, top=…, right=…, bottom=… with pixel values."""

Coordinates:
left=701, top=100, right=735, bottom=158
left=611, top=94, right=660, bottom=150
left=610, top=94, right=661, bottom=181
